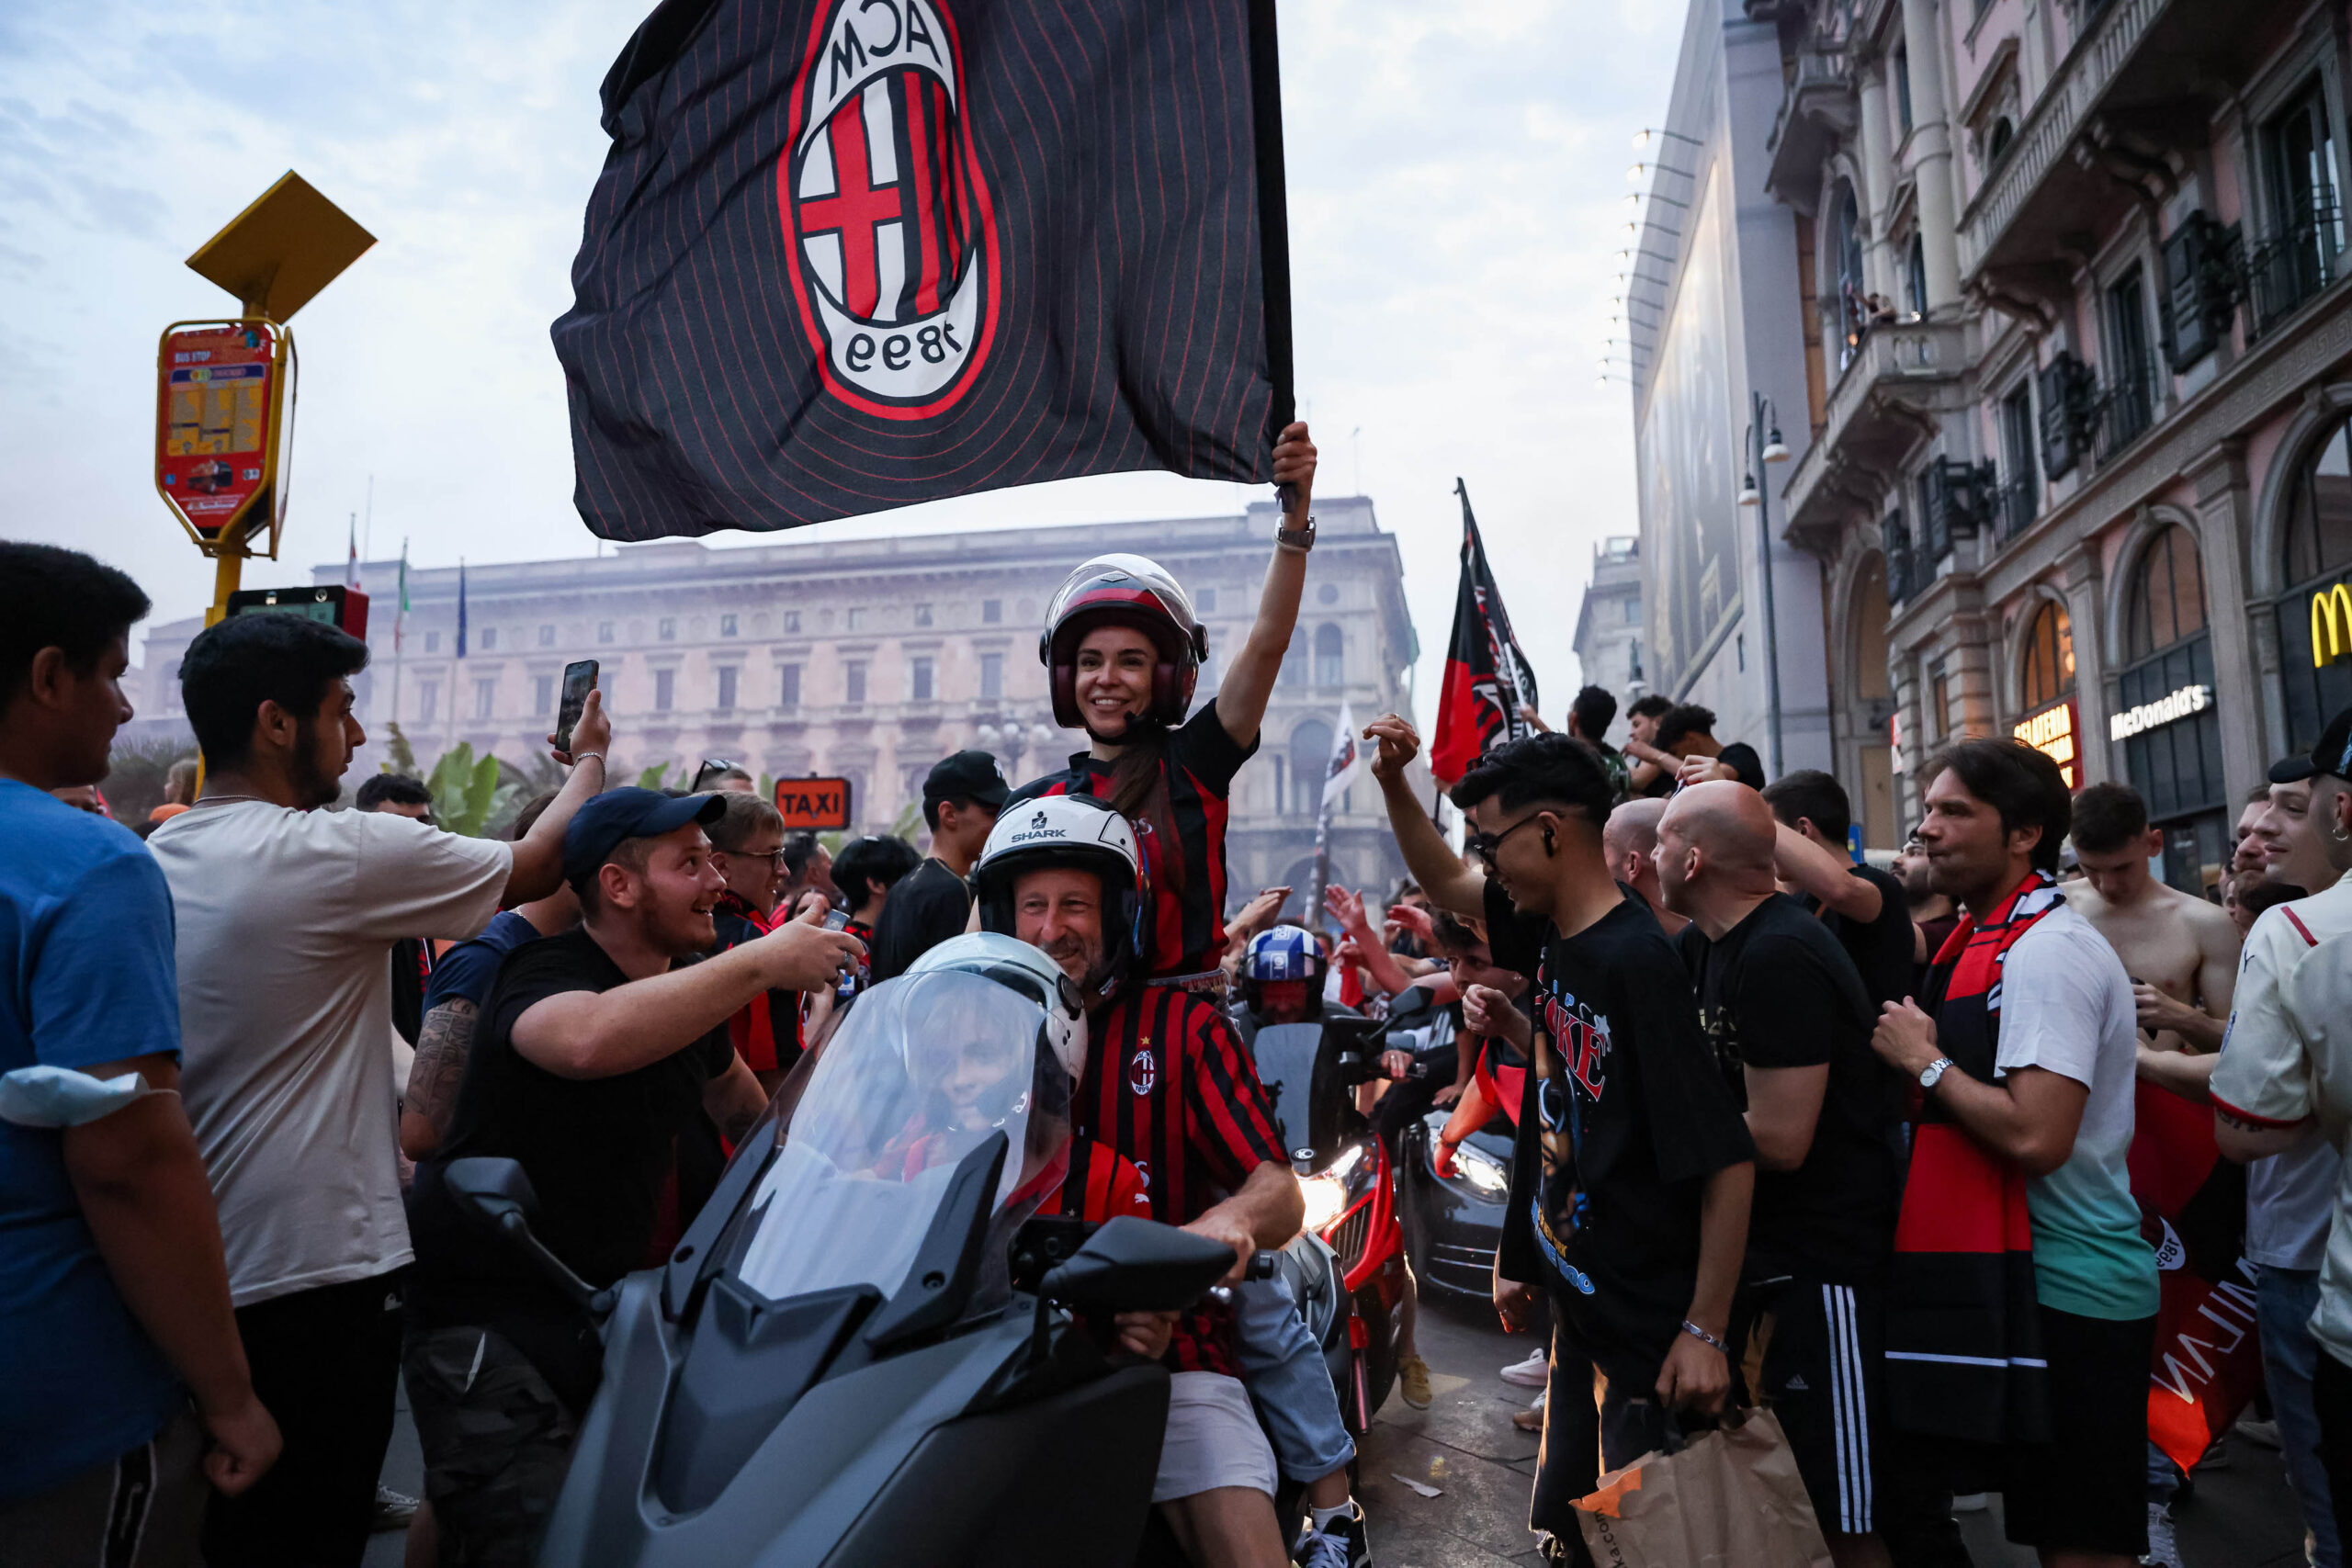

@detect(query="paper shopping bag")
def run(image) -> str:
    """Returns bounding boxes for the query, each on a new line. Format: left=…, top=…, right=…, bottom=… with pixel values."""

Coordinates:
left=1573, top=1408, right=1833, bottom=1568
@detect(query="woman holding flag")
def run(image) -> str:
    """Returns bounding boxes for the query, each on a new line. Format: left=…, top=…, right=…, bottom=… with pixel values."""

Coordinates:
left=1006, top=423, right=1318, bottom=989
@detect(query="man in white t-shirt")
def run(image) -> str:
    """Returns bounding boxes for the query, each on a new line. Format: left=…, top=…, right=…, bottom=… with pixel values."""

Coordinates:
left=2212, top=708, right=2352, bottom=1564
left=1871, top=739, right=2157, bottom=1567
left=150, top=611, right=614, bottom=1568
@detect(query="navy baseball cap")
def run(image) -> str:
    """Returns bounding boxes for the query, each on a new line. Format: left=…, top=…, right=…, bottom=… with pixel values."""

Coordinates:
left=923, top=750, right=1011, bottom=812
left=2269, top=705, right=2352, bottom=785
left=561, top=788, right=727, bottom=886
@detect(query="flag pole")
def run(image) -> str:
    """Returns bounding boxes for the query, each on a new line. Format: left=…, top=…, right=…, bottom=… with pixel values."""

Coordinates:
left=390, top=538, right=408, bottom=759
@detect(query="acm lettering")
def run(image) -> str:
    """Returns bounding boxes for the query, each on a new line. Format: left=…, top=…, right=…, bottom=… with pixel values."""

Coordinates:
left=826, top=0, right=946, bottom=98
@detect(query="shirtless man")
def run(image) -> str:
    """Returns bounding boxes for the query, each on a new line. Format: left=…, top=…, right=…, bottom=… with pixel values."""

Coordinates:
left=2065, top=782, right=2240, bottom=1055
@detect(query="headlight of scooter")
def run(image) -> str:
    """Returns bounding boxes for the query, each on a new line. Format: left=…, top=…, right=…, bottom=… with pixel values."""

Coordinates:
left=1297, top=1143, right=1367, bottom=1233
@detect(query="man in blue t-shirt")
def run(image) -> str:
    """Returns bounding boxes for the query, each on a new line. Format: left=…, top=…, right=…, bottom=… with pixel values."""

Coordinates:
left=0, top=543, right=279, bottom=1555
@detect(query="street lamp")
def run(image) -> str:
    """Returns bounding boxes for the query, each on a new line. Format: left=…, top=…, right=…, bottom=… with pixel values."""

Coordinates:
left=1736, top=391, right=1792, bottom=779
left=1633, top=128, right=1704, bottom=151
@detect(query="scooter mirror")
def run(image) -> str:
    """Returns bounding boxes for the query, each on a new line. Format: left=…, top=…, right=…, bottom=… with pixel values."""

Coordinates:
left=1041, top=1216, right=1240, bottom=1314
left=443, top=1156, right=609, bottom=1316
left=445, top=1156, right=542, bottom=1230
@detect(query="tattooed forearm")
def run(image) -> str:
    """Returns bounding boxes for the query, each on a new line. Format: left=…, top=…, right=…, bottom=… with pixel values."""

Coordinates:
left=406, top=998, right=480, bottom=1145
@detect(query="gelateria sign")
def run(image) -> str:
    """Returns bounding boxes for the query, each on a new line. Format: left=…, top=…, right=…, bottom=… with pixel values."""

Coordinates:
left=2109, top=683, right=2211, bottom=741
left=2316, top=582, right=2352, bottom=666
left=2013, top=698, right=2080, bottom=788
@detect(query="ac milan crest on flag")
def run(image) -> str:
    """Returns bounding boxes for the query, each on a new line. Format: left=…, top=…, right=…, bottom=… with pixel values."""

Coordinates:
left=1430, top=481, right=1538, bottom=787
left=553, top=0, right=1295, bottom=540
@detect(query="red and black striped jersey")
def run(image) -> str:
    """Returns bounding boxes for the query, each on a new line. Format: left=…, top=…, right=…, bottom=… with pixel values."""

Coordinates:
left=1071, top=983, right=1287, bottom=1375
left=712, top=894, right=801, bottom=1077
left=1046, top=1135, right=1153, bottom=1224
left=1005, top=698, right=1256, bottom=981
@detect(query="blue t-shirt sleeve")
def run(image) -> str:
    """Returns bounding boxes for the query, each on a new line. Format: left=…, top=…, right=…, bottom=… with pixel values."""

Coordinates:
left=424, top=917, right=526, bottom=1010
left=33, top=844, right=181, bottom=1071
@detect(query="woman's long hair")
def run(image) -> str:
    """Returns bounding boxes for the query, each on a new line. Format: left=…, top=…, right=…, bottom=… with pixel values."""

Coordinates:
left=1103, top=719, right=1184, bottom=899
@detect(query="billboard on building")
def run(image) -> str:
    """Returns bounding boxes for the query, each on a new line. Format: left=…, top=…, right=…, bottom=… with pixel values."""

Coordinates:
left=1638, top=168, right=1740, bottom=700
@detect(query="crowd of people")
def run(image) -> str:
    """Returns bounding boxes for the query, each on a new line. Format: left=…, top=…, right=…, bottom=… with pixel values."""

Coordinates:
left=8, top=406, right=2352, bottom=1568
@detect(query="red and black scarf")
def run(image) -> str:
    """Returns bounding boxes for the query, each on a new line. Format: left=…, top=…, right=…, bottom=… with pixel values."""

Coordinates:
left=1886, top=870, right=2062, bottom=1447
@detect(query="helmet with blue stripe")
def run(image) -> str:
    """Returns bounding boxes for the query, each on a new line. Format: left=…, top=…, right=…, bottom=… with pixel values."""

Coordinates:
left=1241, top=926, right=1326, bottom=1020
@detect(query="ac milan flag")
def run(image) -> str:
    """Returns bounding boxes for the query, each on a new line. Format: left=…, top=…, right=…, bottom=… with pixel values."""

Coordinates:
left=552, top=0, right=1295, bottom=540
left=1430, top=481, right=1539, bottom=787
left=2128, top=1081, right=2263, bottom=1472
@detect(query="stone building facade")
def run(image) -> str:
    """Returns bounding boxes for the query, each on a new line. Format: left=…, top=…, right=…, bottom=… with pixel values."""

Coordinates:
left=1571, top=536, right=1651, bottom=711
left=138, top=498, right=1424, bottom=912
left=1759, top=0, right=2352, bottom=889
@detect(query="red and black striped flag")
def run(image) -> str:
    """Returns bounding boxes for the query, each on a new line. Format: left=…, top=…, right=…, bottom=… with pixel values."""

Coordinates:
left=1430, top=481, right=1538, bottom=787
left=552, top=0, right=1295, bottom=539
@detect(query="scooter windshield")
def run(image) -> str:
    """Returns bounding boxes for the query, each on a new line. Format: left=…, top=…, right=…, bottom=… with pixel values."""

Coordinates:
left=735, top=969, right=1067, bottom=1305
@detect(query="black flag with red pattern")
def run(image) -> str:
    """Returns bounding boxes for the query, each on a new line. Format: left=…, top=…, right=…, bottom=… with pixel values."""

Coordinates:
left=1430, top=481, right=1538, bottom=786
left=552, top=0, right=1295, bottom=539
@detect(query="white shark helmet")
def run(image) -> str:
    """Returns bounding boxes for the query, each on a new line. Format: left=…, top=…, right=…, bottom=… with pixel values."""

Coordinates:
left=971, top=795, right=1149, bottom=1006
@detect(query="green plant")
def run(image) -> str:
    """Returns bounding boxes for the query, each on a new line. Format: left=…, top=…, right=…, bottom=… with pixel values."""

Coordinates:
left=384, top=723, right=420, bottom=777
left=637, top=760, right=671, bottom=791
left=424, top=742, right=522, bottom=838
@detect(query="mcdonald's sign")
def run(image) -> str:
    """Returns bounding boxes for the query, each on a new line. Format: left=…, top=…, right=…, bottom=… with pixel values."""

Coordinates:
left=2317, top=582, right=2352, bottom=668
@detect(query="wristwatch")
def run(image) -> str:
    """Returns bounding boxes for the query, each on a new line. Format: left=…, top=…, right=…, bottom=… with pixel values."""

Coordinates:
left=1918, top=1056, right=1956, bottom=1091
left=1275, top=514, right=1317, bottom=552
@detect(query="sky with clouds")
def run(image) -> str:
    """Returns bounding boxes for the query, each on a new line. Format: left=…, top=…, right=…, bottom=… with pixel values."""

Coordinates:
left=0, top=0, right=1681, bottom=724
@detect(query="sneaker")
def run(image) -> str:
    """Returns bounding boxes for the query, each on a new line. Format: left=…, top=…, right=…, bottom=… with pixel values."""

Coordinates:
left=2234, top=1414, right=2283, bottom=1450
left=1500, top=1348, right=1549, bottom=1388
left=1293, top=1505, right=1373, bottom=1568
left=371, top=1483, right=420, bottom=1534
left=1512, top=1392, right=1546, bottom=1432
left=1397, top=1353, right=1432, bottom=1410
left=1951, top=1493, right=1989, bottom=1513
left=2142, top=1501, right=2179, bottom=1567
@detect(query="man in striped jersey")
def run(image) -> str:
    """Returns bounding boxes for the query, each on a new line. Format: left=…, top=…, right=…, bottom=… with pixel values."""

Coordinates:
left=974, top=796, right=1307, bottom=1568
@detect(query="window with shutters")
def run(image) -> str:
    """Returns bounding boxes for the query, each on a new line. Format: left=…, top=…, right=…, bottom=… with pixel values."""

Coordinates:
left=1882, top=512, right=1913, bottom=603
left=1998, top=386, right=2039, bottom=539
left=778, top=663, right=802, bottom=708
left=2161, top=213, right=2235, bottom=371
left=2100, top=267, right=2156, bottom=456
left=2038, top=354, right=2095, bottom=479
left=1314, top=624, right=1345, bottom=687
left=910, top=657, right=934, bottom=701
left=419, top=682, right=439, bottom=724
left=844, top=661, right=866, bottom=705
left=473, top=679, right=496, bottom=720
left=1918, top=471, right=1949, bottom=563
left=716, top=666, right=738, bottom=711
left=654, top=670, right=674, bottom=712
left=534, top=675, right=555, bottom=716
left=980, top=652, right=1004, bottom=700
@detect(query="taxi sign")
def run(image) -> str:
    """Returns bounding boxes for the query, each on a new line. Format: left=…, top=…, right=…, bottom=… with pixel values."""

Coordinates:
left=775, top=775, right=854, bottom=831
left=226, top=584, right=368, bottom=641
left=156, top=320, right=294, bottom=553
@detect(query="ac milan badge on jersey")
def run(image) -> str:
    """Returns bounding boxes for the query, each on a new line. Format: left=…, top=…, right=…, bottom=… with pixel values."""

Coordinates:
left=1129, top=1046, right=1157, bottom=1096
left=781, top=0, right=999, bottom=419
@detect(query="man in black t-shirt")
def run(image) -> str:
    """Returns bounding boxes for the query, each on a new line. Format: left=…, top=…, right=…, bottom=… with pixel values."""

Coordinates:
left=1759, top=771, right=1912, bottom=1014
left=1657, top=783, right=1894, bottom=1562
left=1370, top=717, right=1755, bottom=1550
left=401, top=789, right=863, bottom=1564
left=871, top=750, right=1008, bottom=982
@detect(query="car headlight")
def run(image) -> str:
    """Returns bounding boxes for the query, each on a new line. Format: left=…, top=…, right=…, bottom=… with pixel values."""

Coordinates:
left=1299, top=1171, right=1351, bottom=1233
left=1447, top=1138, right=1510, bottom=1198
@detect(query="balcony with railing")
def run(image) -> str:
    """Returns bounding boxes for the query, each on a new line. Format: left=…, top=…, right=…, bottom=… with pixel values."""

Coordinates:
left=1957, top=0, right=2301, bottom=286
left=1781, top=316, right=1971, bottom=555
left=1763, top=19, right=1857, bottom=214
left=2246, top=191, right=2344, bottom=340
left=1996, top=475, right=2038, bottom=543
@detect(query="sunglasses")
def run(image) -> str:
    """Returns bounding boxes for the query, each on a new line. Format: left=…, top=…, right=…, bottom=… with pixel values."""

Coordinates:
left=1464, top=812, right=1550, bottom=867
left=691, top=758, right=742, bottom=788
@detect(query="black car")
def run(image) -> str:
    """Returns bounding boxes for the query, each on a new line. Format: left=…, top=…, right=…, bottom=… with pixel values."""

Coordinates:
left=1397, top=1109, right=1516, bottom=1302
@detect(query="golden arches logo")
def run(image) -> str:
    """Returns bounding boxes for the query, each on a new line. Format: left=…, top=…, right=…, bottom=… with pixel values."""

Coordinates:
left=2315, top=582, right=2352, bottom=668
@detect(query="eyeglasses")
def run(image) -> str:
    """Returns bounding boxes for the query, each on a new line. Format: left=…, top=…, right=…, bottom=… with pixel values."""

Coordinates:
left=1464, top=812, right=1549, bottom=867
left=692, top=758, right=742, bottom=789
